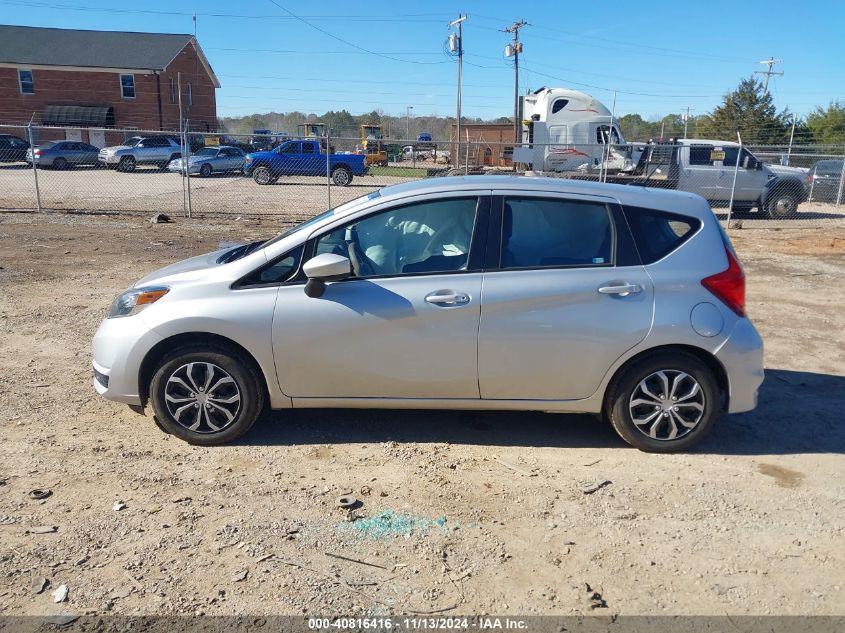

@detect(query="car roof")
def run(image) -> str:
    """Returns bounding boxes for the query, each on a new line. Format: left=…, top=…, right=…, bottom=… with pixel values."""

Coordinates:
left=355, top=175, right=712, bottom=219
left=676, top=138, right=741, bottom=147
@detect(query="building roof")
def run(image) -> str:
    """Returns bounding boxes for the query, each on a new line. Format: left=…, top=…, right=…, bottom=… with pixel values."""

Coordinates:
left=0, top=24, right=220, bottom=87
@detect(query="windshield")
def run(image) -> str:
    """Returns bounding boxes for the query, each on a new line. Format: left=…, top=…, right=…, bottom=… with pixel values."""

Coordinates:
left=195, top=147, right=218, bottom=157
left=263, top=193, right=376, bottom=248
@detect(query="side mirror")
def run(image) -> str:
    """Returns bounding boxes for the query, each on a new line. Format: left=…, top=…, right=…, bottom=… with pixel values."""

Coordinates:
left=302, top=253, right=352, bottom=298
left=755, top=160, right=763, bottom=170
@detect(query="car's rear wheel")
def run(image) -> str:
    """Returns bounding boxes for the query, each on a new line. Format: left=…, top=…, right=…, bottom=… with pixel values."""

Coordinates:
left=605, top=352, right=720, bottom=453
left=149, top=345, right=265, bottom=445
left=331, top=166, right=353, bottom=186
left=118, top=156, right=136, bottom=172
left=200, top=163, right=213, bottom=177
left=253, top=166, right=274, bottom=185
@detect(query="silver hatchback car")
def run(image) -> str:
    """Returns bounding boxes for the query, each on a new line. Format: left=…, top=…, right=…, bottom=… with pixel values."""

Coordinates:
left=92, top=176, right=763, bottom=452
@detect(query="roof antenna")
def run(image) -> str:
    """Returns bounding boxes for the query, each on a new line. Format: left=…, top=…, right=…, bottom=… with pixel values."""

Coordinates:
left=192, top=13, right=197, bottom=37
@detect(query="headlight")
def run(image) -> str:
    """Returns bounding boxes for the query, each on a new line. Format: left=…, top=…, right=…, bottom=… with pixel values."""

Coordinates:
left=107, top=286, right=169, bottom=318
left=244, top=156, right=253, bottom=163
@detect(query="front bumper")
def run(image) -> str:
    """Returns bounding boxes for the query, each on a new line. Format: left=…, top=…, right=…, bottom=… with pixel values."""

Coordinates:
left=98, top=154, right=122, bottom=165
left=167, top=163, right=201, bottom=174
left=715, top=317, right=764, bottom=413
left=92, top=314, right=165, bottom=406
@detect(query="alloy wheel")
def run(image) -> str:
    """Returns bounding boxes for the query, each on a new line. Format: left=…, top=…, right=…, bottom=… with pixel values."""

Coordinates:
left=164, top=362, right=241, bottom=434
left=628, top=370, right=706, bottom=441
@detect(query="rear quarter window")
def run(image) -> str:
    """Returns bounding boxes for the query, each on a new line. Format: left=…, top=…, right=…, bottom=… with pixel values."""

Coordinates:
left=623, top=206, right=701, bottom=264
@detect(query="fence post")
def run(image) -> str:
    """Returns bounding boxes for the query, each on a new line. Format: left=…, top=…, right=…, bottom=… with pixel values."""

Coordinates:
left=26, top=115, right=42, bottom=212
left=326, top=128, right=331, bottom=210
left=184, top=121, right=192, bottom=218
left=837, top=156, right=845, bottom=207
left=726, top=132, right=742, bottom=227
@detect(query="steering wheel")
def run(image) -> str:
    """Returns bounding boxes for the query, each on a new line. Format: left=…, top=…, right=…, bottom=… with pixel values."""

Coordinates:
left=344, top=226, right=376, bottom=277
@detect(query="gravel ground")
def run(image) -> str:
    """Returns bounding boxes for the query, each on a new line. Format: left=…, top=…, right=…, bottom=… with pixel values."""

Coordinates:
left=0, top=212, right=843, bottom=619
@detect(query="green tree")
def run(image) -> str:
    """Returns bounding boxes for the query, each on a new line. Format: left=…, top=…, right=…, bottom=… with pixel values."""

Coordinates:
left=805, top=102, right=845, bottom=144
left=696, top=77, right=790, bottom=144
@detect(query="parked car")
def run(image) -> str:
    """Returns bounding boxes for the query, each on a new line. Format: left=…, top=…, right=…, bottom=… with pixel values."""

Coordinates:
left=243, top=139, right=368, bottom=186
left=98, top=136, right=182, bottom=172
left=168, top=146, right=246, bottom=177
left=25, top=141, right=100, bottom=169
left=401, top=145, right=430, bottom=161
left=92, top=176, right=763, bottom=452
left=807, top=159, right=844, bottom=202
left=0, top=134, right=29, bottom=163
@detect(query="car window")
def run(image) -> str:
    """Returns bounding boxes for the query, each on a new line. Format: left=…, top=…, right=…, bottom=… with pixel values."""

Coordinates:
left=623, top=206, right=701, bottom=264
left=689, top=145, right=714, bottom=166
left=301, top=142, right=316, bottom=154
left=239, top=244, right=304, bottom=286
left=280, top=143, right=299, bottom=154
left=312, top=197, right=478, bottom=278
left=501, top=197, right=614, bottom=269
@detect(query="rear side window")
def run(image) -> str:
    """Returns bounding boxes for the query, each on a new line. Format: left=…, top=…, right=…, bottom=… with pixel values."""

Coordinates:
left=501, top=197, right=614, bottom=268
left=624, top=206, right=701, bottom=264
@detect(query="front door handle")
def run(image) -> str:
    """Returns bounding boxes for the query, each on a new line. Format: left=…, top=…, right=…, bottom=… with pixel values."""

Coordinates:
left=425, top=291, right=470, bottom=306
left=598, top=282, right=643, bottom=296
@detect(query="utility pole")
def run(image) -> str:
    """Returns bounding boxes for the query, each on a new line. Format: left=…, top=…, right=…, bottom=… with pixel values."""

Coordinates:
left=755, top=57, right=783, bottom=94
left=448, top=15, right=466, bottom=164
left=682, top=106, right=695, bottom=139
left=406, top=105, right=413, bottom=140
left=503, top=20, right=528, bottom=148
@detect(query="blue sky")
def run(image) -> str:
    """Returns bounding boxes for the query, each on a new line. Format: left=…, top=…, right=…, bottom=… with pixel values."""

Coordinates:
left=2, top=0, right=842, bottom=120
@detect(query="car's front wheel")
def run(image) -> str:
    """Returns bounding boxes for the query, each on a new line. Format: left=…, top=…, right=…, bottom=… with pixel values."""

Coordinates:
left=252, top=166, right=274, bottom=185
left=605, top=352, right=720, bottom=453
left=149, top=345, right=265, bottom=445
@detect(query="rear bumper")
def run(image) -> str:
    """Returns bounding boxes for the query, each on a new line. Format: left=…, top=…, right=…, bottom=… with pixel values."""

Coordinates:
left=715, top=317, right=764, bottom=413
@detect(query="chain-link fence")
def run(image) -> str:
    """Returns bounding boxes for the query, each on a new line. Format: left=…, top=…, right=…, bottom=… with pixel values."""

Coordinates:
left=2, top=123, right=844, bottom=228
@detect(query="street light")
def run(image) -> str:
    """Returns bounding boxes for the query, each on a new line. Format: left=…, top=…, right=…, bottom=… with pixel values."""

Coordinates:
left=406, top=106, right=414, bottom=140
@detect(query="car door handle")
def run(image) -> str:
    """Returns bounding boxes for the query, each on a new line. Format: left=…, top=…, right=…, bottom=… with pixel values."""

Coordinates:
left=598, top=283, right=643, bottom=296
left=425, top=291, right=470, bottom=306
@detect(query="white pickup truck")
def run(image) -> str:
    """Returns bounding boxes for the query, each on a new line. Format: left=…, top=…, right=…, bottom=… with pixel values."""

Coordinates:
left=568, top=139, right=808, bottom=218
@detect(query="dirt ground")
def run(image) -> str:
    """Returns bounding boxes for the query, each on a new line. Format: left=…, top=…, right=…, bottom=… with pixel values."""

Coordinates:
left=0, top=211, right=843, bottom=619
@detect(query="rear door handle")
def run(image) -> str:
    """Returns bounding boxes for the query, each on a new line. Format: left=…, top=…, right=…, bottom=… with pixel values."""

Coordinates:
left=425, top=291, right=470, bottom=306
left=598, top=283, right=643, bottom=296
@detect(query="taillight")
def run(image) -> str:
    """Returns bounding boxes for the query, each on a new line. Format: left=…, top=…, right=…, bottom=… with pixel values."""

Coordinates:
left=701, top=245, right=745, bottom=317
left=34, top=149, right=42, bottom=156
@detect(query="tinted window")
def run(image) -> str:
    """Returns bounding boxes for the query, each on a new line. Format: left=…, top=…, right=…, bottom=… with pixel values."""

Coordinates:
left=313, top=198, right=478, bottom=277
left=280, top=143, right=299, bottom=154
left=689, top=145, right=713, bottom=165
left=301, top=142, right=316, bottom=154
left=551, top=99, right=569, bottom=114
left=501, top=198, right=614, bottom=269
left=815, top=160, right=843, bottom=176
left=623, top=206, right=701, bottom=264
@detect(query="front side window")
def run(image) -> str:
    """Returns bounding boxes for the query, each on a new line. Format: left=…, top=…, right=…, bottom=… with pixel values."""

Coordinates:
left=313, top=197, right=478, bottom=278
left=120, top=74, right=135, bottom=98
left=501, top=197, right=614, bottom=269
left=19, top=69, right=34, bottom=94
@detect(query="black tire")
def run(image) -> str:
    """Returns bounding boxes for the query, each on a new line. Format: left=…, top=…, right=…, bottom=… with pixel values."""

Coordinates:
left=253, top=165, right=273, bottom=185
left=331, top=166, right=353, bottom=186
left=765, top=190, right=798, bottom=218
left=604, top=351, right=720, bottom=453
left=200, top=162, right=213, bottom=177
left=53, top=157, right=69, bottom=170
left=118, top=156, right=136, bottom=172
left=149, top=344, right=266, bottom=446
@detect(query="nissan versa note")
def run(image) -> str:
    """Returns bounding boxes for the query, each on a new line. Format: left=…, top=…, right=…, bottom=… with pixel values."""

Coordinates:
left=92, top=176, right=763, bottom=452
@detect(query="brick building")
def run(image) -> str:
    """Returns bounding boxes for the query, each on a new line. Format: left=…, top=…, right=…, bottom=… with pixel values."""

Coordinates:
left=451, top=123, right=515, bottom=167
left=0, top=24, right=219, bottom=146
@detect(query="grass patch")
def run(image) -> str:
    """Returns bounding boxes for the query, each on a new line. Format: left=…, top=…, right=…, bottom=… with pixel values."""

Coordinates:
left=369, top=166, right=444, bottom=178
